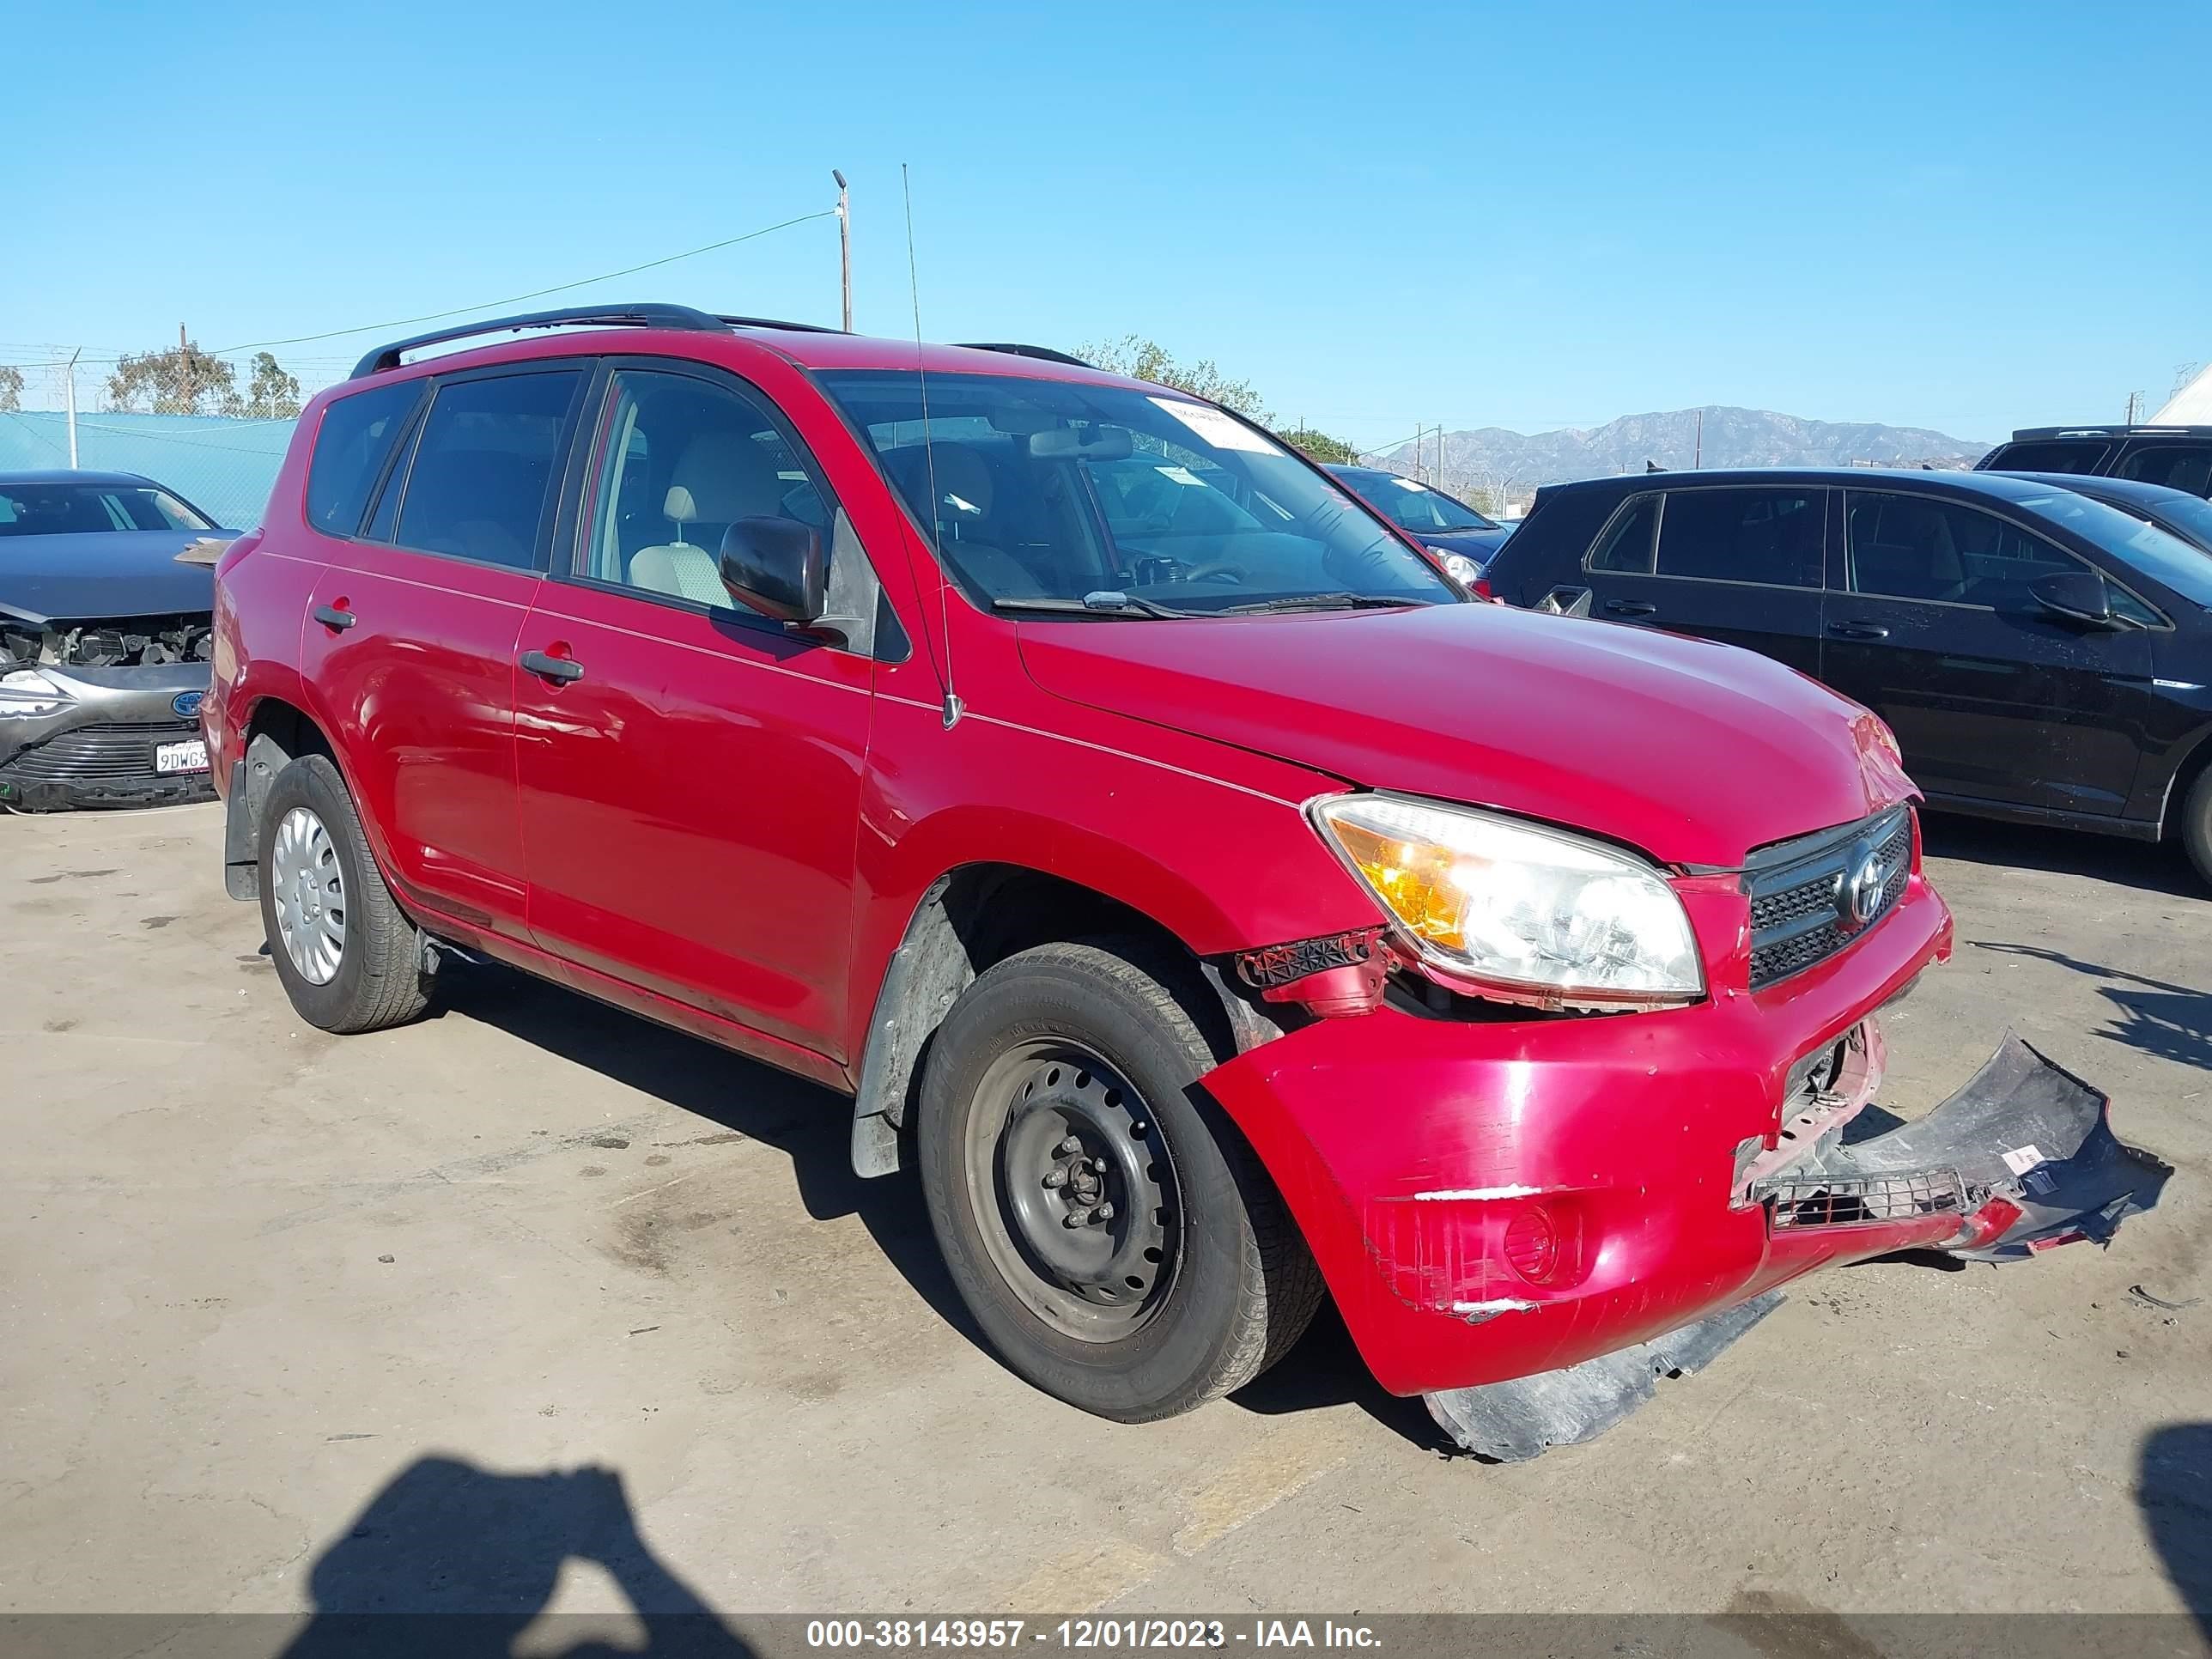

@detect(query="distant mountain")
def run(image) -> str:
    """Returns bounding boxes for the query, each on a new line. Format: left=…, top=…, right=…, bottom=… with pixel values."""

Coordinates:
left=1372, top=405, right=1993, bottom=490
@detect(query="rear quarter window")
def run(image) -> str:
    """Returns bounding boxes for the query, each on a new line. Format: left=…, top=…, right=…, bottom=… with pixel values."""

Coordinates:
left=306, top=382, right=423, bottom=536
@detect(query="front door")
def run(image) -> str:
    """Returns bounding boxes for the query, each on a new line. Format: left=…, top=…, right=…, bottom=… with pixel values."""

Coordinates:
left=1576, top=484, right=1829, bottom=675
left=1821, top=489, right=2154, bottom=816
left=512, top=362, right=876, bottom=1060
left=297, top=364, right=586, bottom=939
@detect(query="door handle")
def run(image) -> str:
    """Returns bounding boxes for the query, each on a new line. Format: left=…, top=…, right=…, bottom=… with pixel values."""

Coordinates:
left=1827, top=621, right=1891, bottom=641
left=519, top=647, right=585, bottom=685
left=312, top=604, right=356, bottom=631
left=1602, top=599, right=1658, bottom=617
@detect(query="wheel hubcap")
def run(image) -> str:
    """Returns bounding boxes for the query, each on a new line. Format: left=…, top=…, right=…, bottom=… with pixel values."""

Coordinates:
left=270, top=806, right=346, bottom=985
left=969, top=1042, right=1177, bottom=1340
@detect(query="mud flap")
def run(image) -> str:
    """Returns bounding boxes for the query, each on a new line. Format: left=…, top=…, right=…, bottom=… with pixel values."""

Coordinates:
left=1772, top=1032, right=2172, bottom=1261
left=1424, top=1290, right=1785, bottom=1461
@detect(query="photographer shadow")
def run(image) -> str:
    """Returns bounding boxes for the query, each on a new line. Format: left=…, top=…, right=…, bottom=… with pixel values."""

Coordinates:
left=283, top=1455, right=754, bottom=1658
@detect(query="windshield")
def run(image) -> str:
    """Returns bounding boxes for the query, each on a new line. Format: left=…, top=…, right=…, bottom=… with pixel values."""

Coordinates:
left=2097, top=491, right=2212, bottom=557
left=2018, top=489, right=2212, bottom=609
left=1338, top=468, right=1498, bottom=532
left=0, top=481, right=215, bottom=538
left=818, top=372, right=1456, bottom=615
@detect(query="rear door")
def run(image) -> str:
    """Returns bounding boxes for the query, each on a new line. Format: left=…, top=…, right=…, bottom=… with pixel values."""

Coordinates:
left=298, top=362, right=586, bottom=940
left=1820, top=488, right=2154, bottom=816
left=511, top=360, right=878, bottom=1061
left=1573, top=483, right=1829, bottom=674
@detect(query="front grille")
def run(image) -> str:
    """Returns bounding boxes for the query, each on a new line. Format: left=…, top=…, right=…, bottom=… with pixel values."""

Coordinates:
left=1758, top=1169, right=1966, bottom=1230
left=1743, top=807, right=1912, bottom=991
left=1, top=720, right=201, bottom=784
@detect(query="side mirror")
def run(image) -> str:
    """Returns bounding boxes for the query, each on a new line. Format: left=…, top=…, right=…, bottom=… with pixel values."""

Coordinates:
left=720, top=517, right=826, bottom=625
left=2029, top=569, right=2120, bottom=629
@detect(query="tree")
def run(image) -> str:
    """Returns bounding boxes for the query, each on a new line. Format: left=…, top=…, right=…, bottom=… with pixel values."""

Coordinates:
left=106, top=339, right=238, bottom=416
left=1279, top=425, right=1360, bottom=465
left=0, top=365, right=20, bottom=413
left=237, top=352, right=302, bottom=419
left=1077, top=335, right=1268, bottom=418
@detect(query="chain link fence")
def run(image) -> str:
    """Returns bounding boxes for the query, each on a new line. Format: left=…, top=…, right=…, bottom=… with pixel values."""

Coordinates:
left=0, top=407, right=295, bottom=530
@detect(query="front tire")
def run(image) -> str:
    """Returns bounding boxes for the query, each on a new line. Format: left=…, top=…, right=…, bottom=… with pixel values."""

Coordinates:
left=917, top=938, right=1322, bottom=1421
left=257, top=754, right=434, bottom=1034
left=2179, top=767, right=2212, bottom=891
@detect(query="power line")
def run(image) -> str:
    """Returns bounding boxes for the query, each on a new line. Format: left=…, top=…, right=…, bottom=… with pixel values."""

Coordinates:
left=0, top=206, right=836, bottom=373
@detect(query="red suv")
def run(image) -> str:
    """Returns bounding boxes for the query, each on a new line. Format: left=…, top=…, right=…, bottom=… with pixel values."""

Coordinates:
left=207, top=305, right=2164, bottom=1445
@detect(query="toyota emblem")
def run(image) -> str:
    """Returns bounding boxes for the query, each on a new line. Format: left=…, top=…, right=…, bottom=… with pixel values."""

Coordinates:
left=1838, top=846, right=1891, bottom=929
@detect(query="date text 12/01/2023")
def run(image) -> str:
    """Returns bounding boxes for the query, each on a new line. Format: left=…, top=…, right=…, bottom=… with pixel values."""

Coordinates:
left=804, top=1620, right=1382, bottom=1650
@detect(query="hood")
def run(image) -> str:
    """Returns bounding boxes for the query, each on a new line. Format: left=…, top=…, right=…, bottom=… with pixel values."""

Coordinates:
left=1418, top=526, right=1515, bottom=564
left=0, top=530, right=226, bottom=623
left=1015, top=602, right=1911, bottom=869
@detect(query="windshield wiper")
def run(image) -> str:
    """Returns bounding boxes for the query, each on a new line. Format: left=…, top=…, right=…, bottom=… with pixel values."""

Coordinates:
left=1216, top=592, right=1424, bottom=616
left=993, top=591, right=1198, bottom=619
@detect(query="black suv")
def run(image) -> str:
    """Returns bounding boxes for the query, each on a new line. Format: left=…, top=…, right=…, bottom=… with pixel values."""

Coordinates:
left=1976, top=424, right=2212, bottom=499
left=1484, top=467, right=2212, bottom=883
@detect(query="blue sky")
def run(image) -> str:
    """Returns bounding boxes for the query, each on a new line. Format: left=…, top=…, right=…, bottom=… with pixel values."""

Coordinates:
left=5, top=0, right=2206, bottom=447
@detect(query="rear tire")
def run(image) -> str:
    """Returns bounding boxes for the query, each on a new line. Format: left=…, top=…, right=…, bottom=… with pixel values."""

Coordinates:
left=2180, top=767, right=2212, bottom=891
left=916, top=937, right=1322, bottom=1422
left=258, top=754, right=434, bottom=1034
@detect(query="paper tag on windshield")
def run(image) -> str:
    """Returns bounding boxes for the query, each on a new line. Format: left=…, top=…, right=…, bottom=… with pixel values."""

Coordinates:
left=1156, top=465, right=1207, bottom=487
left=1148, top=397, right=1277, bottom=454
left=1390, top=477, right=1431, bottom=491
left=2001, top=1145, right=2046, bottom=1176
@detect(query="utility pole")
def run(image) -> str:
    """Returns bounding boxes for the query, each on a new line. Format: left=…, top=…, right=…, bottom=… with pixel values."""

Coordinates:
left=64, top=348, right=82, bottom=467
left=1694, top=409, right=1703, bottom=469
left=179, top=322, right=191, bottom=411
left=833, top=169, right=853, bottom=331
left=2125, top=389, right=2143, bottom=425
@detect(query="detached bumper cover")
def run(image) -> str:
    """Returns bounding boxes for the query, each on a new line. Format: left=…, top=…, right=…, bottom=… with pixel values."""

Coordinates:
left=1751, top=1032, right=2170, bottom=1261
left=1421, top=1036, right=2170, bottom=1456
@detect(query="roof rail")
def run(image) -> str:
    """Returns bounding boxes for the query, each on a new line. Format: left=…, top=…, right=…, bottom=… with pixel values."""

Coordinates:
left=349, top=303, right=727, bottom=379
left=719, top=313, right=844, bottom=334
left=2008, top=423, right=2212, bottom=441
left=953, top=343, right=1094, bottom=368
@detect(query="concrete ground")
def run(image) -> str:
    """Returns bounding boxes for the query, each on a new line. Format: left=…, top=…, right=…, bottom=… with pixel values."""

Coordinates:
left=3, top=803, right=2208, bottom=1627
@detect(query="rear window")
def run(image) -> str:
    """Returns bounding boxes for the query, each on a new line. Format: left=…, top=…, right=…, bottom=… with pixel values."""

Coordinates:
left=306, top=382, right=422, bottom=535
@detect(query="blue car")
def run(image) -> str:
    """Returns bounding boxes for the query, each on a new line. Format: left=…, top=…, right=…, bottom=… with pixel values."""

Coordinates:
left=0, top=470, right=236, bottom=809
left=1324, top=465, right=1514, bottom=587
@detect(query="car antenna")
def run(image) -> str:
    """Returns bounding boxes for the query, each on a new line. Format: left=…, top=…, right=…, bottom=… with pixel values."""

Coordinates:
left=903, top=162, right=962, bottom=730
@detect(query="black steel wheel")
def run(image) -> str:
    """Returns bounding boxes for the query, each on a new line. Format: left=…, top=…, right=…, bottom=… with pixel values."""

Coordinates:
left=918, top=937, right=1323, bottom=1422
left=965, top=1039, right=1179, bottom=1340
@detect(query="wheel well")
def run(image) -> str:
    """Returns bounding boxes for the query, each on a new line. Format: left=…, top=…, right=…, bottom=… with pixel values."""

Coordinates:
left=2157, top=727, right=2212, bottom=840
left=847, top=864, right=1273, bottom=1177
left=224, top=699, right=336, bottom=893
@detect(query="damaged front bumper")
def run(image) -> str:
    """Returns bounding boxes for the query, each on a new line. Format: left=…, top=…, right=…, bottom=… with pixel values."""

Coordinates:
left=1425, top=1034, right=2171, bottom=1458
left=1200, top=877, right=2170, bottom=1415
left=0, top=662, right=213, bottom=811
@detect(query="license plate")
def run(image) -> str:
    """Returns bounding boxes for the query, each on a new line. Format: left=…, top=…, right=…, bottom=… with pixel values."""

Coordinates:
left=155, top=738, right=209, bottom=775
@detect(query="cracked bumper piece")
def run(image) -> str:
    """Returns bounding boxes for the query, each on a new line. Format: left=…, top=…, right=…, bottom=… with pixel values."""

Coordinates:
left=1425, top=1289, right=1785, bottom=1461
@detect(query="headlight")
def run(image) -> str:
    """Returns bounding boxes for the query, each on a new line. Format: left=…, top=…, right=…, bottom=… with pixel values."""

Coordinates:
left=1311, top=794, right=1704, bottom=1008
left=1427, top=548, right=1483, bottom=586
left=0, top=668, right=72, bottom=718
